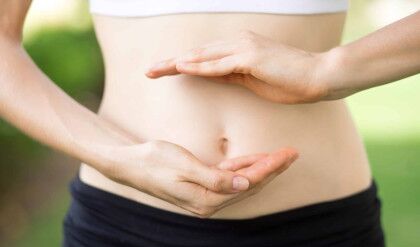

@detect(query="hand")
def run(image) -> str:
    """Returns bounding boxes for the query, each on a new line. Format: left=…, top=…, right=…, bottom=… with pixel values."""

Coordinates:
left=145, top=30, right=333, bottom=104
left=99, top=140, right=298, bottom=217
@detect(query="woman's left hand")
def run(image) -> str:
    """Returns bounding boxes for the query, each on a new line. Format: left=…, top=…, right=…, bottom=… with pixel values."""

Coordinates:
left=145, top=30, right=333, bottom=104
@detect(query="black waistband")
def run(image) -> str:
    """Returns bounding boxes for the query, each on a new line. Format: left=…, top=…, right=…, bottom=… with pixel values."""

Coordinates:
left=70, top=174, right=377, bottom=226
left=65, top=175, right=385, bottom=247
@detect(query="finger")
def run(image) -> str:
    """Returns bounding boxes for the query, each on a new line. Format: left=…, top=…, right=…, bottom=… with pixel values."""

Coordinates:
left=214, top=172, right=280, bottom=209
left=145, top=42, right=236, bottom=78
left=176, top=55, right=246, bottom=77
left=217, top=153, right=268, bottom=171
left=204, top=149, right=298, bottom=210
left=204, top=169, right=282, bottom=211
left=240, top=147, right=299, bottom=186
left=205, top=74, right=258, bottom=87
left=176, top=42, right=238, bottom=63
left=145, top=58, right=179, bottom=78
left=195, top=149, right=298, bottom=210
left=212, top=73, right=250, bottom=84
left=186, top=164, right=250, bottom=193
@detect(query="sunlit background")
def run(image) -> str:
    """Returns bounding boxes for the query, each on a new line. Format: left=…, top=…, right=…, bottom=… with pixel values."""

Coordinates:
left=0, top=0, right=419, bottom=246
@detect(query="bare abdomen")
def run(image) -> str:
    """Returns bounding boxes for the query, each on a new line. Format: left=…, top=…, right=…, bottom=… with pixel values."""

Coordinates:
left=79, top=12, right=372, bottom=219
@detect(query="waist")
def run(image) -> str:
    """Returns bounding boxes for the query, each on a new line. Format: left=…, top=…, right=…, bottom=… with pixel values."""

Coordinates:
left=81, top=75, right=372, bottom=218
left=99, top=75, right=365, bottom=163
left=65, top=174, right=384, bottom=247
left=86, top=12, right=367, bottom=217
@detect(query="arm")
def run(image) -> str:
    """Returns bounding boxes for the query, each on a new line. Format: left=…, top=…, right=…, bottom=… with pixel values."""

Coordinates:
left=0, top=0, right=141, bottom=172
left=320, top=10, right=420, bottom=99
left=146, top=11, right=420, bottom=103
left=0, top=0, right=298, bottom=217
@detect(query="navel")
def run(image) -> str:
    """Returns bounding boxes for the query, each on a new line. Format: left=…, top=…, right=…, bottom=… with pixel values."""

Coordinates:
left=219, top=137, right=229, bottom=156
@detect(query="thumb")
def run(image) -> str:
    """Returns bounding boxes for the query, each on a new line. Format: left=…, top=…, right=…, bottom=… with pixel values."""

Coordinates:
left=187, top=164, right=250, bottom=193
left=217, top=153, right=269, bottom=171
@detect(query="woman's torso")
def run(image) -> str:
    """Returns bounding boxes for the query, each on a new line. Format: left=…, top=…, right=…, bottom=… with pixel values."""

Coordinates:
left=79, top=12, right=372, bottom=219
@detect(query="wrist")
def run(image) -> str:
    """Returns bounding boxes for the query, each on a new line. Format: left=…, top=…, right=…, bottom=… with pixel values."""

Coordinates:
left=315, top=46, right=359, bottom=100
left=73, top=133, right=142, bottom=174
left=78, top=141, right=150, bottom=184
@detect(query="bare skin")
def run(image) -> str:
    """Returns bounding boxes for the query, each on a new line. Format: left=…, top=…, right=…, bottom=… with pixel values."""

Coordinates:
left=0, top=1, right=302, bottom=218
left=0, top=0, right=299, bottom=218
left=79, top=12, right=373, bottom=218
left=147, top=11, right=420, bottom=104
left=2, top=0, right=418, bottom=220
left=141, top=10, right=420, bottom=218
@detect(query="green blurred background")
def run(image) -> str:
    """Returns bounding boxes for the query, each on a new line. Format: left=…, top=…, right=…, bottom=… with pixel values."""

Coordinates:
left=0, top=0, right=419, bottom=246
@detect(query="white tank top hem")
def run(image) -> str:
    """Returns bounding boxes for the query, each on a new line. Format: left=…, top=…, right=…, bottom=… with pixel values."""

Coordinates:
left=88, top=0, right=349, bottom=17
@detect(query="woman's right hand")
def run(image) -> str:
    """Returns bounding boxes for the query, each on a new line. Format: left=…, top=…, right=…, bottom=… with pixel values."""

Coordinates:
left=99, top=140, right=298, bottom=217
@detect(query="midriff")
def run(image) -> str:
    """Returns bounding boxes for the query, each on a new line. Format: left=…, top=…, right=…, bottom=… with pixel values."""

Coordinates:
left=79, top=12, right=372, bottom=219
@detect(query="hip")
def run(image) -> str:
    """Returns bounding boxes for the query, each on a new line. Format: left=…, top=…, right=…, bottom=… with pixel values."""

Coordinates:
left=63, top=174, right=384, bottom=247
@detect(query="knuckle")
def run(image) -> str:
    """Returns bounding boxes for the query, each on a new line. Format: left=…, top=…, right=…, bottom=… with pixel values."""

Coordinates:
left=182, top=165, right=196, bottom=178
left=203, top=193, right=223, bottom=208
left=196, top=188, right=223, bottom=208
left=235, top=55, right=256, bottom=74
left=209, top=174, right=225, bottom=192
left=188, top=189, right=224, bottom=217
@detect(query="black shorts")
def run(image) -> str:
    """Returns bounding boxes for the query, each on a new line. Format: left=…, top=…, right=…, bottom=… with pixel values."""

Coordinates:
left=62, top=175, right=385, bottom=247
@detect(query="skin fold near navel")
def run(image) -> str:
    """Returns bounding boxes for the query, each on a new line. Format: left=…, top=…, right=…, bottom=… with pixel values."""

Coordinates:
left=79, top=12, right=372, bottom=219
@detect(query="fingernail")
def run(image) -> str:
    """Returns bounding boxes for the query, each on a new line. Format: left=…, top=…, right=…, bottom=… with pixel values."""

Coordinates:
left=233, top=176, right=249, bottom=191
left=145, top=70, right=155, bottom=77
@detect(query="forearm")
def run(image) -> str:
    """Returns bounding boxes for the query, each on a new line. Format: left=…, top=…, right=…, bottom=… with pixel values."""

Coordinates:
left=0, top=39, right=141, bottom=171
left=321, top=11, right=420, bottom=99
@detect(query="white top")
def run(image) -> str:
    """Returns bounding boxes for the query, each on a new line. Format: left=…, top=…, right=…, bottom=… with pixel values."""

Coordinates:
left=89, top=0, right=349, bottom=17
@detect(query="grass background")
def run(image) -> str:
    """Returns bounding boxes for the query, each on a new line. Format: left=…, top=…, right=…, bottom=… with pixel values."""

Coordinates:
left=1, top=0, right=419, bottom=246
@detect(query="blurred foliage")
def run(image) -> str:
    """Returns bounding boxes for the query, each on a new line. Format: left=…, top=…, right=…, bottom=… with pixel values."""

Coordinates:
left=366, top=138, right=420, bottom=246
left=0, top=121, right=47, bottom=195
left=23, top=27, right=104, bottom=97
